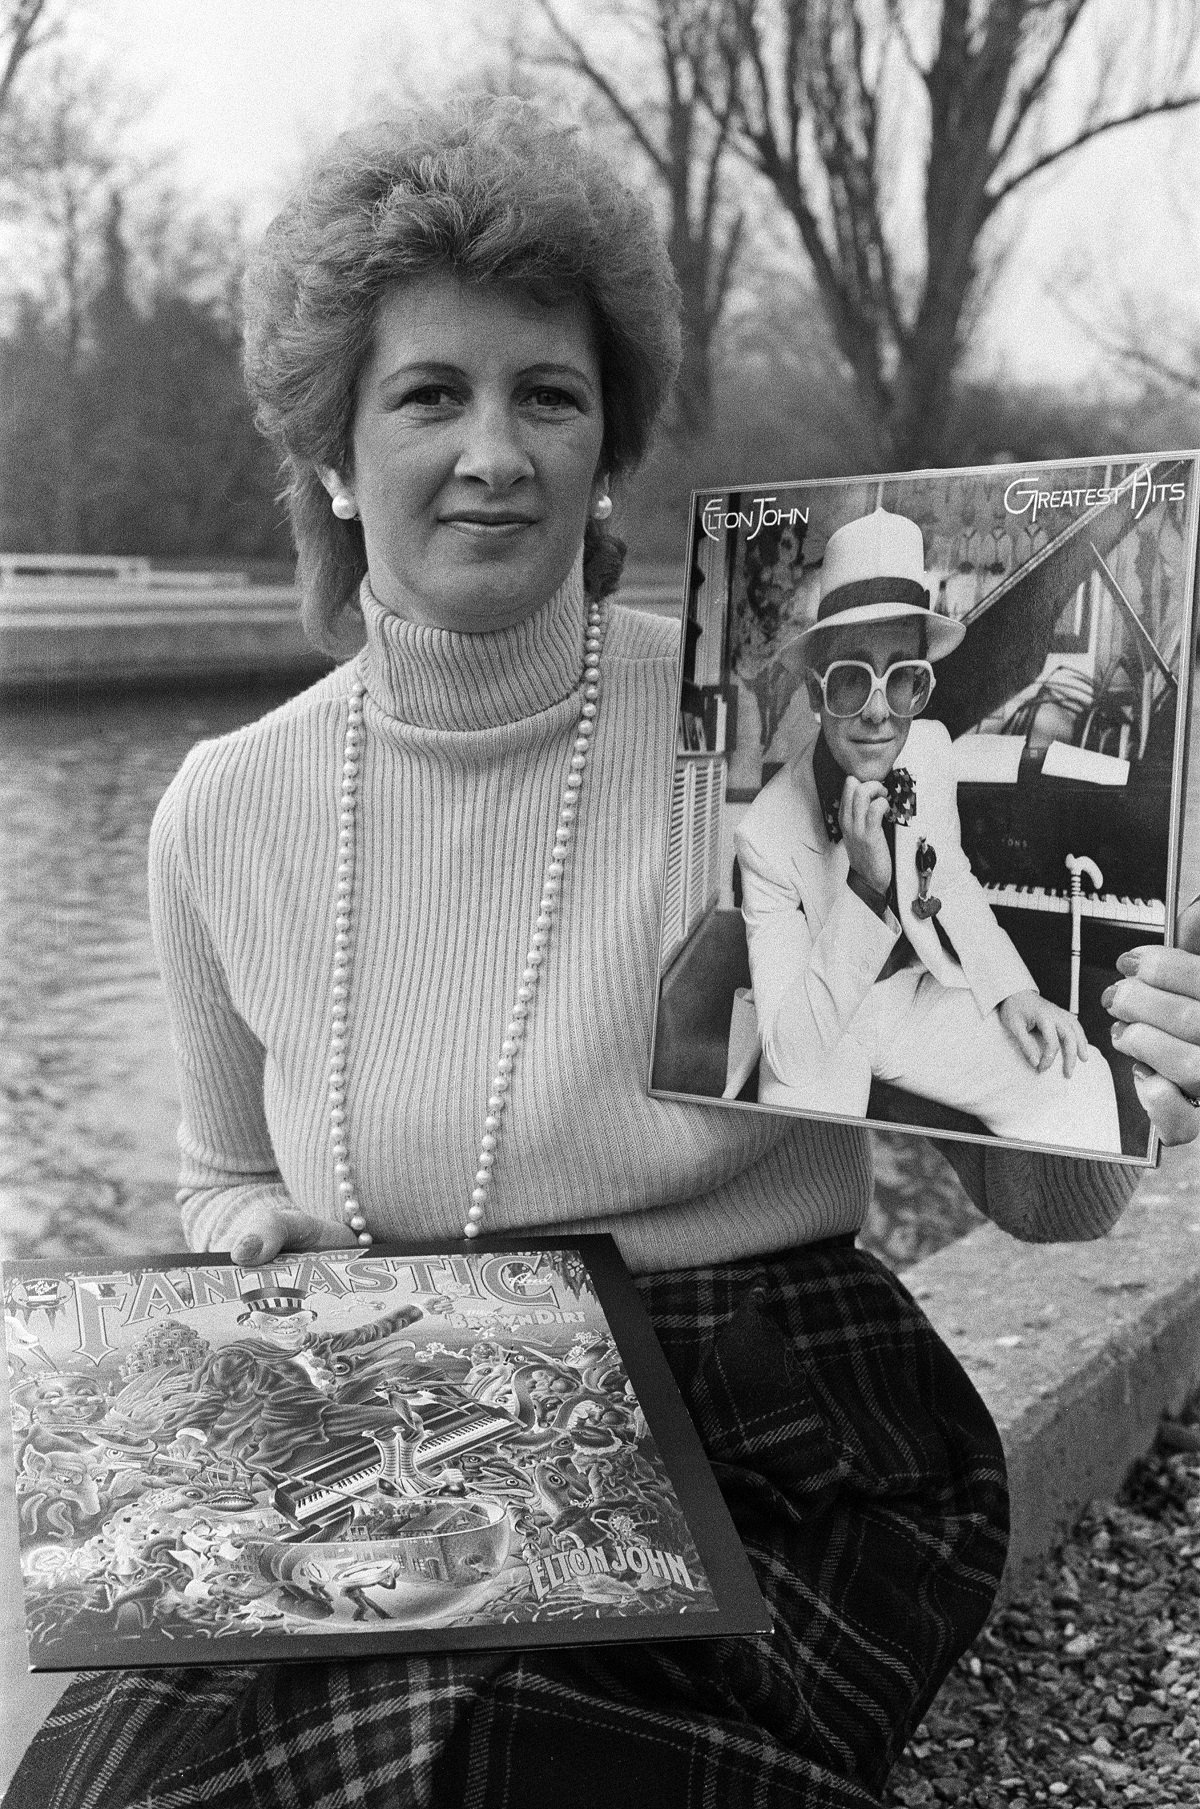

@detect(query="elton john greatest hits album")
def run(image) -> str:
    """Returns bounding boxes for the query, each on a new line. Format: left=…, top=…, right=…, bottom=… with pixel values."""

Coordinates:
left=650, top=454, right=1200, bottom=1166
left=1, top=1237, right=768, bottom=1670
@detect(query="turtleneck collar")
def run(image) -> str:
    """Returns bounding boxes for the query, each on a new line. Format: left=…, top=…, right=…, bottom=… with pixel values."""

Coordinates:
left=358, top=558, right=590, bottom=733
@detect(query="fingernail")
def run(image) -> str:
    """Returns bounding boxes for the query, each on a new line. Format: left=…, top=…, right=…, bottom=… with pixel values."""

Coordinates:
left=1116, top=951, right=1142, bottom=977
left=235, top=1236, right=263, bottom=1264
left=1110, top=1023, right=1127, bottom=1044
left=1100, top=984, right=1116, bottom=1010
left=1132, top=1063, right=1154, bottom=1082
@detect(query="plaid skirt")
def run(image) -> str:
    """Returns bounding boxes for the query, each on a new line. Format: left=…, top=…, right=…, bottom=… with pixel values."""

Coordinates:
left=7, top=1239, right=1008, bottom=1809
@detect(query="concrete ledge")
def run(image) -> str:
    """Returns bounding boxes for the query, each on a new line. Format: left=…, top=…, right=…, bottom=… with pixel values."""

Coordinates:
left=0, top=576, right=683, bottom=697
left=0, top=610, right=334, bottom=695
left=907, top=1140, right=1200, bottom=1596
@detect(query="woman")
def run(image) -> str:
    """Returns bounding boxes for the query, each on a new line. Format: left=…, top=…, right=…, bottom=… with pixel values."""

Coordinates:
left=12, top=97, right=1200, bottom=1809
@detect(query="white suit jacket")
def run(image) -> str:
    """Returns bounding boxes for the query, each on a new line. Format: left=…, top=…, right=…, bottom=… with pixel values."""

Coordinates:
left=734, top=720, right=1036, bottom=1092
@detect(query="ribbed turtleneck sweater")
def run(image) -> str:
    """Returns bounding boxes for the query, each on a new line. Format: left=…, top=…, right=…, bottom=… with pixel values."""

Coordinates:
left=148, top=564, right=1132, bottom=1271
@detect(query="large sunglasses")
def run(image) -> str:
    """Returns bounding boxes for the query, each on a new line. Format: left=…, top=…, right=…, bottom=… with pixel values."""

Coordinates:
left=807, top=658, right=936, bottom=720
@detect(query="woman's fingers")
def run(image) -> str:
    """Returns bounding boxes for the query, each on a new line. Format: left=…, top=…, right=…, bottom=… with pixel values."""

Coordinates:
left=1105, top=942, right=1200, bottom=1091
left=1103, top=919, right=1200, bottom=1143
left=230, top=1207, right=358, bottom=1265
left=1115, top=938, right=1200, bottom=993
left=292, top=1211, right=361, bottom=1251
left=1106, top=972, right=1200, bottom=1042
left=1109, top=1016, right=1200, bottom=1098
left=1131, top=1063, right=1200, bottom=1147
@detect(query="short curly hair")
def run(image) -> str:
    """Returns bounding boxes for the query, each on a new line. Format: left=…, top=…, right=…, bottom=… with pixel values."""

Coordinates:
left=243, top=95, right=683, bottom=652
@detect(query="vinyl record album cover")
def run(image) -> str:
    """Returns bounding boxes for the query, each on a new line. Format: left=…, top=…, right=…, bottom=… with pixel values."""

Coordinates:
left=650, top=454, right=1200, bottom=1165
left=1, top=1235, right=768, bottom=1669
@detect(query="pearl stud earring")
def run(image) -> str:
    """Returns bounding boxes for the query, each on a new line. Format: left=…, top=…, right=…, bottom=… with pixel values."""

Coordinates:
left=592, top=493, right=613, bottom=522
left=331, top=494, right=358, bottom=521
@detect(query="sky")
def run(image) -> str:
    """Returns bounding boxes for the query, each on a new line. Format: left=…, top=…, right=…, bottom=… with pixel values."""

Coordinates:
left=46, top=0, right=1200, bottom=387
left=74, top=0, right=506, bottom=221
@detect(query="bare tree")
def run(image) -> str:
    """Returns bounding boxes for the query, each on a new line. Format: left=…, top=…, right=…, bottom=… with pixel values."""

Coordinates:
left=2, top=51, right=146, bottom=544
left=529, top=0, right=746, bottom=435
left=1053, top=195, right=1200, bottom=406
left=1071, top=301, right=1200, bottom=400
left=0, top=0, right=58, bottom=119
left=717, top=0, right=1200, bottom=467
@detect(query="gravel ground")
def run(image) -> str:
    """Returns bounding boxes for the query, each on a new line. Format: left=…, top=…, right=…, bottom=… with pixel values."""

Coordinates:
left=882, top=1401, right=1200, bottom=1807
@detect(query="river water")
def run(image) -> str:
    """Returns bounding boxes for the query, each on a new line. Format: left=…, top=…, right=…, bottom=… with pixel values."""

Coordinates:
left=0, top=685, right=302, bottom=1262
left=11, top=664, right=1198, bottom=1271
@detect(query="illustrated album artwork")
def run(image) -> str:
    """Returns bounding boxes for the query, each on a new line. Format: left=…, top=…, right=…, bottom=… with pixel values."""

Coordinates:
left=1, top=1236, right=768, bottom=1670
left=650, top=454, right=1200, bottom=1165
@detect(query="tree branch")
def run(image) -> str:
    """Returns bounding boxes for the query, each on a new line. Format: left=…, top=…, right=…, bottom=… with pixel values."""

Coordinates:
left=883, top=0, right=927, bottom=77
left=526, top=0, right=668, bottom=175
left=990, top=0, right=1089, bottom=169
left=851, top=2, right=905, bottom=343
left=728, top=0, right=775, bottom=149
left=1099, top=337, right=1200, bottom=396
left=0, top=0, right=56, bottom=119
left=1055, top=282, right=1200, bottom=397
left=697, top=102, right=735, bottom=259
left=985, top=93, right=1200, bottom=211
left=706, top=205, right=746, bottom=327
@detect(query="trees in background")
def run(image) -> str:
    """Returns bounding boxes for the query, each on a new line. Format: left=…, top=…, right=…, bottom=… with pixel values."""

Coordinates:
left=0, top=0, right=62, bottom=123
left=515, top=0, right=1200, bottom=562
left=4, top=52, right=143, bottom=546
left=1, top=3, right=1198, bottom=561
left=529, top=0, right=747, bottom=437
left=75, top=203, right=288, bottom=558
left=526, top=0, right=1200, bottom=471
left=0, top=0, right=59, bottom=118
left=0, top=41, right=288, bottom=559
left=716, top=0, right=1200, bottom=467
left=1059, top=210, right=1200, bottom=408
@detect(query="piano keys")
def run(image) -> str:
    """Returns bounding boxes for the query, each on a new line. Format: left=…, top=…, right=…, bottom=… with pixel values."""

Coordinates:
left=930, top=463, right=1187, bottom=957
left=408, top=1399, right=520, bottom=1465
left=956, top=762, right=1172, bottom=906
left=274, top=1395, right=520, bottom=1536
left=982, top=885, right=1165, bottom=931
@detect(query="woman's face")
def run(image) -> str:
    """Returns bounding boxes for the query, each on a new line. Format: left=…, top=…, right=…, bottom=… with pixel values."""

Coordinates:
left=340, top=274, right=606, bottom=633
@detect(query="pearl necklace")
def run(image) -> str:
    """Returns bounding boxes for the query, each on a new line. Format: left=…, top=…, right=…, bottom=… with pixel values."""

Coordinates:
left=327, top=596, right=607, bottom=1246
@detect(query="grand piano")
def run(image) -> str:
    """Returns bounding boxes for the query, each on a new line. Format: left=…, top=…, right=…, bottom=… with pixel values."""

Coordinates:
left=932, top=461, right=1186, bottom=929
left=896, top=456, right=1193, bottom=1152
left=273, top=1393, right=520, bottom=1541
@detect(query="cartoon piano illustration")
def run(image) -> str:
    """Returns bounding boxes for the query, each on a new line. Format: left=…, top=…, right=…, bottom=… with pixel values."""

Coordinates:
left=273, top=1390, right=521, bottom=1541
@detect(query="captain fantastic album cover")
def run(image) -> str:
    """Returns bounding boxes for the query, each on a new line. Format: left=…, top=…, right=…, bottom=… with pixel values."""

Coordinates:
left=1, top=1236, right=768, bottom=1670
left=649, top=454, right=1200, bottom=1166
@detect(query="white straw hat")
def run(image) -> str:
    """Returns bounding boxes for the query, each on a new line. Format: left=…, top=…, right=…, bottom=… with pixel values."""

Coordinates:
left=781, top=507, right=964, bottom=668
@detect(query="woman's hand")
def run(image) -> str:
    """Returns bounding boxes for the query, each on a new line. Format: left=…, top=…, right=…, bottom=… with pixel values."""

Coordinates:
left=839, top=777, right=892, bottom=896
left=230, top=1205, right=359, bottom=1267
left=999, top=989, right=1089, bottom=1076
left=1104, top=900, right=1200, bottom=1146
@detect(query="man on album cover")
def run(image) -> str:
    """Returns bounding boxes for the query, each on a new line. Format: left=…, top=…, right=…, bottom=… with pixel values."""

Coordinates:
left=734, top=506, right=1122, bottom=1153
